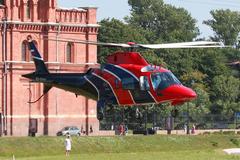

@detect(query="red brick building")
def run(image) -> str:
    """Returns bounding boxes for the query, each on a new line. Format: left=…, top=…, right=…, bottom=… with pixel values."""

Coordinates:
left=0, top=0, right=104, bottom=136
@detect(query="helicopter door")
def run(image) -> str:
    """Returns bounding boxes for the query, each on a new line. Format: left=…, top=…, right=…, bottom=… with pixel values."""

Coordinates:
left=122, top=77, right=138, bottom=90
left=114, top=78, right=120, bottom=89
left=140, top=76, right=150, bottom=91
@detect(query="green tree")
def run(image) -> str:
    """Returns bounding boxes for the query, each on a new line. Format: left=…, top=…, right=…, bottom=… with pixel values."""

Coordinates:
left=141, top=50, right=165, bottom=66
left=177, top=87, right=210, bottom=123
left=180, top=70, right=208, bottom=90
left=98, top=18, right=147, bottom=63
left=156, top=49, right=197, bottom=78
left=197, top=49, right=230, bottom=82
left=209, top=75, right=240, bottom=116
left=211, top=75, right=240, bottom=102
left=126, top=0, right=199, bottom=43
left=203, top=9, right=240, bottom=46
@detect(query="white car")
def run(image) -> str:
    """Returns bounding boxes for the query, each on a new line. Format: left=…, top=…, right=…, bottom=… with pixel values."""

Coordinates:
left=57, top=126, right=81, bottom=136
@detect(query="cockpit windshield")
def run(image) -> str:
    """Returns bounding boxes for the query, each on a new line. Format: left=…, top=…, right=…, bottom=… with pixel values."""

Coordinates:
left=151, top=72, right=181, bottom=90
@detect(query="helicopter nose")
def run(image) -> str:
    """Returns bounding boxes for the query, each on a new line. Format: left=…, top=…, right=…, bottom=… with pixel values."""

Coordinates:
left=165, top=85, right=197, bottom=100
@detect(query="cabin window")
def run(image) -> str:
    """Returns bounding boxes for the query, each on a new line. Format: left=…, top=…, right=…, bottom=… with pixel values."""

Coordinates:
left=122, top=77, right=137, bottom=90
left=66, top=42, right=74, bottom=63
left=139, top=76, right=150, bottom=91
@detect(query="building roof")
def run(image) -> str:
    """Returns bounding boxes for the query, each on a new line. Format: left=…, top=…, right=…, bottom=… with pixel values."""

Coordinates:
left=57, top=7, right=86, bottom=12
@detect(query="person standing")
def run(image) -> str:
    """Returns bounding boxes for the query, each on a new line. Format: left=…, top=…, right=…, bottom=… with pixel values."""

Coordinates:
left=191, top=124, right=196, bottom=134
left=119, top=123, right=124, bottom=135
left=65, top=135, right=72, bottom=156
left=125, top=125, right=128, bottom=135
left=184, top=123, right=187, bottom=133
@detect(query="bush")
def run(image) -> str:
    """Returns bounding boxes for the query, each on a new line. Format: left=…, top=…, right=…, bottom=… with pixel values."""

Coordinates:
left=222, top=131, right=235, bottom=135
left=230, top=138, right=240, bottom=146
left=210, top=141, right=218, bottom=147
left=202, top=132, right=211, bottom=135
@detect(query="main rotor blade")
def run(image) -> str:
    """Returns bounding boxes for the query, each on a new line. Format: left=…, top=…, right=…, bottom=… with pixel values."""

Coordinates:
left=44, top=36, right=224, bottom=49
left=138, top=44, right=224, bottom=49
left=138, top=41, right=224, bottom=49
left=46, top=37, right=131, bottom=48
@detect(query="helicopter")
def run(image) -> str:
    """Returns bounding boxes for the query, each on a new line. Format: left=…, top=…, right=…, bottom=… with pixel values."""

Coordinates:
left=22, top=35, right=223, bottom=120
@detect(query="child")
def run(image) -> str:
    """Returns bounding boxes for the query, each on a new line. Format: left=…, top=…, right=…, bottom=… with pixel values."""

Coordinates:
left=65, top=135, right=72, bottom=156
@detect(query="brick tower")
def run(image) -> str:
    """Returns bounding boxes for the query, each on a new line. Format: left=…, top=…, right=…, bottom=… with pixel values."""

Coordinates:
left=0, top=0, right=104, bottom=136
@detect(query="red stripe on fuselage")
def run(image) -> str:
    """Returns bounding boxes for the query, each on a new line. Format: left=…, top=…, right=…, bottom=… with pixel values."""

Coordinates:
left=94, top=69, right=135, bottom=105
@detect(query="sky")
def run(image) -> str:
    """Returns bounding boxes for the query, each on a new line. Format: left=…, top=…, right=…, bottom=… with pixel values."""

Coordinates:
left=58, top=0, right=240, bottom=38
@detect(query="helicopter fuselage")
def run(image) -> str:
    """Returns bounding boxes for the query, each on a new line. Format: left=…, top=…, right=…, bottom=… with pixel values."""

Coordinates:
left=24, top=51, right=197, bottom=106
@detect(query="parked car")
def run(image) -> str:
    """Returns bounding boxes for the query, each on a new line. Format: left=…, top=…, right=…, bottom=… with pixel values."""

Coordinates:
left=57, top=126, right=81, bottom=136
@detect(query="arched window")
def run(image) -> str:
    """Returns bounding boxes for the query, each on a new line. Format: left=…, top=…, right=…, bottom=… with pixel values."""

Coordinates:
left=22, top=41, right=28, bottom=61
left=66, top=43, right=74, bottom=63
left=22, top=40, right=38, bottom=62
left=26, top=0, right=31, bottom=19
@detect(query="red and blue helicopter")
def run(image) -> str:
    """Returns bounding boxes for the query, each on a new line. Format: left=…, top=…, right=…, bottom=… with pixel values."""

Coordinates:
left=22, top=36, right=223, bottom=120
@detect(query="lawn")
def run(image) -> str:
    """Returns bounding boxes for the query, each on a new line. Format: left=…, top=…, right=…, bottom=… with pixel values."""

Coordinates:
left=0, top=135, right=240, bottom=160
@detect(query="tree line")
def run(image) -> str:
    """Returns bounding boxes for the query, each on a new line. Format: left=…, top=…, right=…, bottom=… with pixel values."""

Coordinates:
left=97, top=0, right=240, bottom=123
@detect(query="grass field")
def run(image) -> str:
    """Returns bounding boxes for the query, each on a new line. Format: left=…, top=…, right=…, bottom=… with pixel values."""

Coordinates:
left=0, top=135, right=240, bottom=160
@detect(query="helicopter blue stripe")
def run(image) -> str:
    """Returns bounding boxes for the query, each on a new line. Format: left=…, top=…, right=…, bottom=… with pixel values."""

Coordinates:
left=29, top=42, right=42, bottom=58
left=85, top=74, right=118, bottom=105
left=104, top=64, right=155, bottom=104
left=84, top=76, right=100, bottom=100
left=104, top=64, right=138, bottom=83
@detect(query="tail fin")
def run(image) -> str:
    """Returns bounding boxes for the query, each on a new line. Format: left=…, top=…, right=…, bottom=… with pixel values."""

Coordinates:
left=27, top=36, right=49, bottom=74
